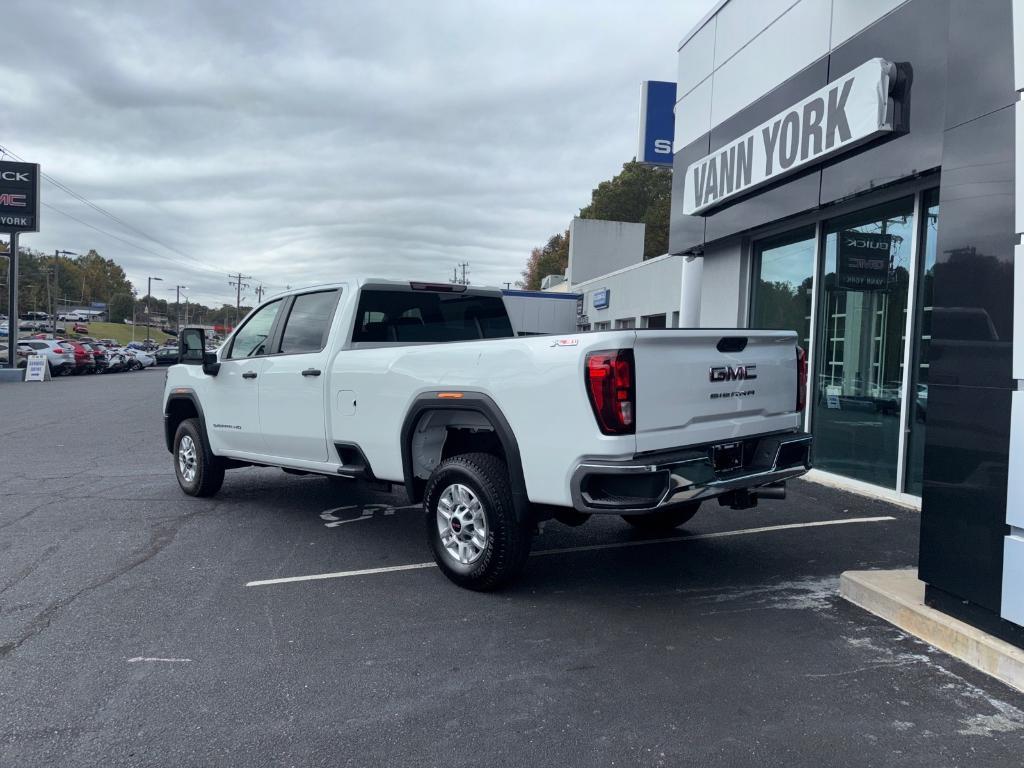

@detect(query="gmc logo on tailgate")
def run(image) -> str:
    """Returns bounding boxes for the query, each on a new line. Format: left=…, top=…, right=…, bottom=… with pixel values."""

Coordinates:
left=709, top=365, right=757, bottom=382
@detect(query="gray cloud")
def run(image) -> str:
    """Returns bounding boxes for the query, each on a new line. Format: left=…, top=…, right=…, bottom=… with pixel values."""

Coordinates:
left=3, top=0, right=712, bottom=307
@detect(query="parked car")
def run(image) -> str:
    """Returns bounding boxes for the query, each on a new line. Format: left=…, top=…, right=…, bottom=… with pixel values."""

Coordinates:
left=59, top=340, right=97, bottom=375
left=0, top=343, right=30, bottom=368
left=124, top=348, right=155, bottom=368
left=164, top=279, right=813, bottom=590
left=80, top=342, right=109, bottom=373
left=17, top=339, right=75, bottom=375
left=71, top=323, right=90, bottom=335
left=103, top=348, right=130, bottom=373
left=154, top=347, right=179, bottom=366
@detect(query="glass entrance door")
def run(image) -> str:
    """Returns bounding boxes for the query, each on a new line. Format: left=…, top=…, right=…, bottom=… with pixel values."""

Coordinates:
left=904, top=189, right=940, bottom=495
left=812, top=197, right=915, bottom=488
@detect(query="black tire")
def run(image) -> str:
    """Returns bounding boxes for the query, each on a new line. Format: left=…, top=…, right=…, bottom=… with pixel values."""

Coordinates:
left=173, top=417, right=224, bottom=497
left=424, top=452, right=531, bottom=591
left=621, top=502, right=701, bottom=531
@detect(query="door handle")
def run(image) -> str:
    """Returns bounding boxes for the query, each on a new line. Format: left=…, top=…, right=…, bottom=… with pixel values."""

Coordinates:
left=301, top=368, right=322, bottom=377
left=242, top=371, right=258, bottom=379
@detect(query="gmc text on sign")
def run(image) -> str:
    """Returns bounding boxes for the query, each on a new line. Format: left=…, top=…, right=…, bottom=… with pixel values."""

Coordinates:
left=682, top=58, right=896, bottom=216
left=0, top=161, right=40, bottom=233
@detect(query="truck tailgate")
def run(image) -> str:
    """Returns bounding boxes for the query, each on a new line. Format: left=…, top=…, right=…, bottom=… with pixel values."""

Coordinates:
left=632, top=330, right=801, bottom=453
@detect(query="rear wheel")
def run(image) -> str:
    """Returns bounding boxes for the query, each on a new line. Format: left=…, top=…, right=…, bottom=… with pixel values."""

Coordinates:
left=621, top=502, right=700, bottom=531
left=424, top=452, right=530, bottom=591
left=173, top=417, right=224, bottom=497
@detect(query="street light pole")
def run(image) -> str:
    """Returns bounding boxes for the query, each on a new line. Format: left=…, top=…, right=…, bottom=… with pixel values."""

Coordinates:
left=53, top=249, right=78, bottom=334
left=168, top=285, right=187, bottom=334
left=146, top=275, right=163, bottom=346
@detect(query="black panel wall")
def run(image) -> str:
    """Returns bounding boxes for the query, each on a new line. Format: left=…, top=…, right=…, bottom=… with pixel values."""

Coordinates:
left=918, top=0, right=1017, bottom=614
left=819, top=0, right=948, bottom=205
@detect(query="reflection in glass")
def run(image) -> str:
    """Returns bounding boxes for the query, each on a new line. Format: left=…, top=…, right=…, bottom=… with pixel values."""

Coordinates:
left=751, top=227, right=816, bottom=350
left=905, top=190, right=939, bottom=495
left=812, top=197, right=915, bottom=488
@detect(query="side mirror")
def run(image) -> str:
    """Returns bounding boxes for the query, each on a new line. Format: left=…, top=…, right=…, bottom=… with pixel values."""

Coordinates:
left=202, top=351, right=220, bottom=377
left=180, top=327, right=219, bottom=375
left=178, top=327, right=206, bottom=364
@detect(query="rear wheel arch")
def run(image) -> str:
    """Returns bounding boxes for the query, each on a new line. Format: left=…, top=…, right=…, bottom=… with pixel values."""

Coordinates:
left=400, top=393, right=527, bottom=517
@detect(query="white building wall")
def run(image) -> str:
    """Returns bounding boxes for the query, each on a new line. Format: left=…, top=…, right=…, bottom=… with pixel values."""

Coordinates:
left=572, top=254, right=685, bottom=329
left=675, top=0, right=909, bottom=149
left=696, top=240, right=746, bottom=327
left=502, top=292, right=580, bottom=335
left=567, top=218, right=646, bottom=285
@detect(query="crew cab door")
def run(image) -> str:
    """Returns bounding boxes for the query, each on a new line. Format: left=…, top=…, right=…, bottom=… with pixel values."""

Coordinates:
left=258, top=289, right=341, bottom=462
left=206, top=298, right=285, bottom=454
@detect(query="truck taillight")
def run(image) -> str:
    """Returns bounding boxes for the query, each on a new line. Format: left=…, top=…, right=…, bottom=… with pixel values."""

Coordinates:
left=585, top=349, right=635, bottom=435
left=796, top=345, right=808, bottom=412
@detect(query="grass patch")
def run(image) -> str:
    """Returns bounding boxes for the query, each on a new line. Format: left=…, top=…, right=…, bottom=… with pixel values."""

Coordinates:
left=75, top=322, right=173, bottom=345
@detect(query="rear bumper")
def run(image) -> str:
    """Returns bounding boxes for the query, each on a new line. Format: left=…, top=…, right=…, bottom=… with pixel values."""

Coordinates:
left=570, top=432, right=812, bottom=514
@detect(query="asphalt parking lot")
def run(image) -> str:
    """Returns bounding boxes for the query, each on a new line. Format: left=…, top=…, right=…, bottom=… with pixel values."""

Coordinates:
left=3, top=373, right=1024, bottom=767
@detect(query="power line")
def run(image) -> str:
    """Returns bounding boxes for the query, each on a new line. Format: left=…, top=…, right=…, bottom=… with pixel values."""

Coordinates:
left=0, top=143, right=223, bottom=272
left=40, top=201, right=209, bottom=268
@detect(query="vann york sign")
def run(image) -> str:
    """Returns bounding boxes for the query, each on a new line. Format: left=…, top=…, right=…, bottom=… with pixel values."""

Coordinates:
left=683, top=58, right=897, bottom=215
left=0, top=160, right=41, bottom=233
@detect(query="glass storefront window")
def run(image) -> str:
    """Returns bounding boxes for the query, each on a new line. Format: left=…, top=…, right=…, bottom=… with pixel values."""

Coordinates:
left=812, top=197, right=915, bottom=489
left=750, top=227, right=816, bottom=350
left=905, top=189, right=940, bottom=495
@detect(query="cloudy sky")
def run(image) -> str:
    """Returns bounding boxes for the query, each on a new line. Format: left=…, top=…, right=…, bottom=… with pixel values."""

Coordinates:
left=3, top=0, right=713, bottom=308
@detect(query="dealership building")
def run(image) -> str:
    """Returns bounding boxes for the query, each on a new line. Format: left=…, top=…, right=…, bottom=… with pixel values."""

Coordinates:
left=668, top=0, right=1024, bottom=636
left=547, top=0, right=1024, bottom=638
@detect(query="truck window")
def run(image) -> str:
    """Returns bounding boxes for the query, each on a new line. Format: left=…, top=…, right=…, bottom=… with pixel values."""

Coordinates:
left=351, top=290, right=514, bottom=343
left=227, top=299, right=282, bottom=359
left=278, top=290, right=340, bottom=354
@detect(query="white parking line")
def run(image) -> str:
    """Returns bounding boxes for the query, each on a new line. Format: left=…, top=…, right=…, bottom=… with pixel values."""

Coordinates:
left=244, top=515, right=896, bottom=588
left=127, top=657, right=193, bottom=663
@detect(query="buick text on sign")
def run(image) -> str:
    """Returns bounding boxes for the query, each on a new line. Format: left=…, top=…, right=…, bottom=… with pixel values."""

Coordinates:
left=682, top=58, right=896, bottom=215
left=0, top=161, right=40, bottom=233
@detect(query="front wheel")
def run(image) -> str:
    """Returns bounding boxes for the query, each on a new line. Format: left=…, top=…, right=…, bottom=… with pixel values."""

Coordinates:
left=173, top=417, right=224, bottom=497
left=424, top=452, right=531, bottom=591
left=621, top=502, right=701, bottom=532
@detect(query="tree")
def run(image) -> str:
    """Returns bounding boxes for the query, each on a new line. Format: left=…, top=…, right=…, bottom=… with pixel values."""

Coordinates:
left=520, top=231, right=570, bottom=291
left=521, top=161, right=672, bottom=290
left=579, top=161, right=672, bottom=258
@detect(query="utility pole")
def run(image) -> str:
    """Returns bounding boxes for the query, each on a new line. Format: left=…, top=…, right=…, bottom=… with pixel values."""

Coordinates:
left=254, top=284, right=266, bottom=303
left=228, top=273, right=251, bottom=328
left=450, top=263, right=470, bottom=286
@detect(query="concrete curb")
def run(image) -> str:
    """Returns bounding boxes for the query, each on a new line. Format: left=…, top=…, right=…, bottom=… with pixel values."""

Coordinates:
left=840, top=569, right=1024, bottom=694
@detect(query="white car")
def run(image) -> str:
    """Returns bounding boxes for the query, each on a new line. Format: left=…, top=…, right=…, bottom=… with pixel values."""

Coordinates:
left=162, top=279, right=812, bottom=589
left=17, top=339, right=76, bottom=375
left=121, top=347, right=155, bottom=369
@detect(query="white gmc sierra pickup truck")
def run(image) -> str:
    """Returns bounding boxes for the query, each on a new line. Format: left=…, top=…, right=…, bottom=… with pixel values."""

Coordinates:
left=164, top=279, right=812, bottom=589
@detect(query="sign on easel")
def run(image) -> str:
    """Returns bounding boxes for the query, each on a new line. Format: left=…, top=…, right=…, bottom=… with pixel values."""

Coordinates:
left=24, top=354, right=50, bottom=382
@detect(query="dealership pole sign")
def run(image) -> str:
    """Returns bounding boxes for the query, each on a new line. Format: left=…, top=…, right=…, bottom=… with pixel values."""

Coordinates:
left=0, top=161, right=40, bottom=232
left=683, top=58, right=897, bottom=215
left=637, top=80, right=676, bottom=166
